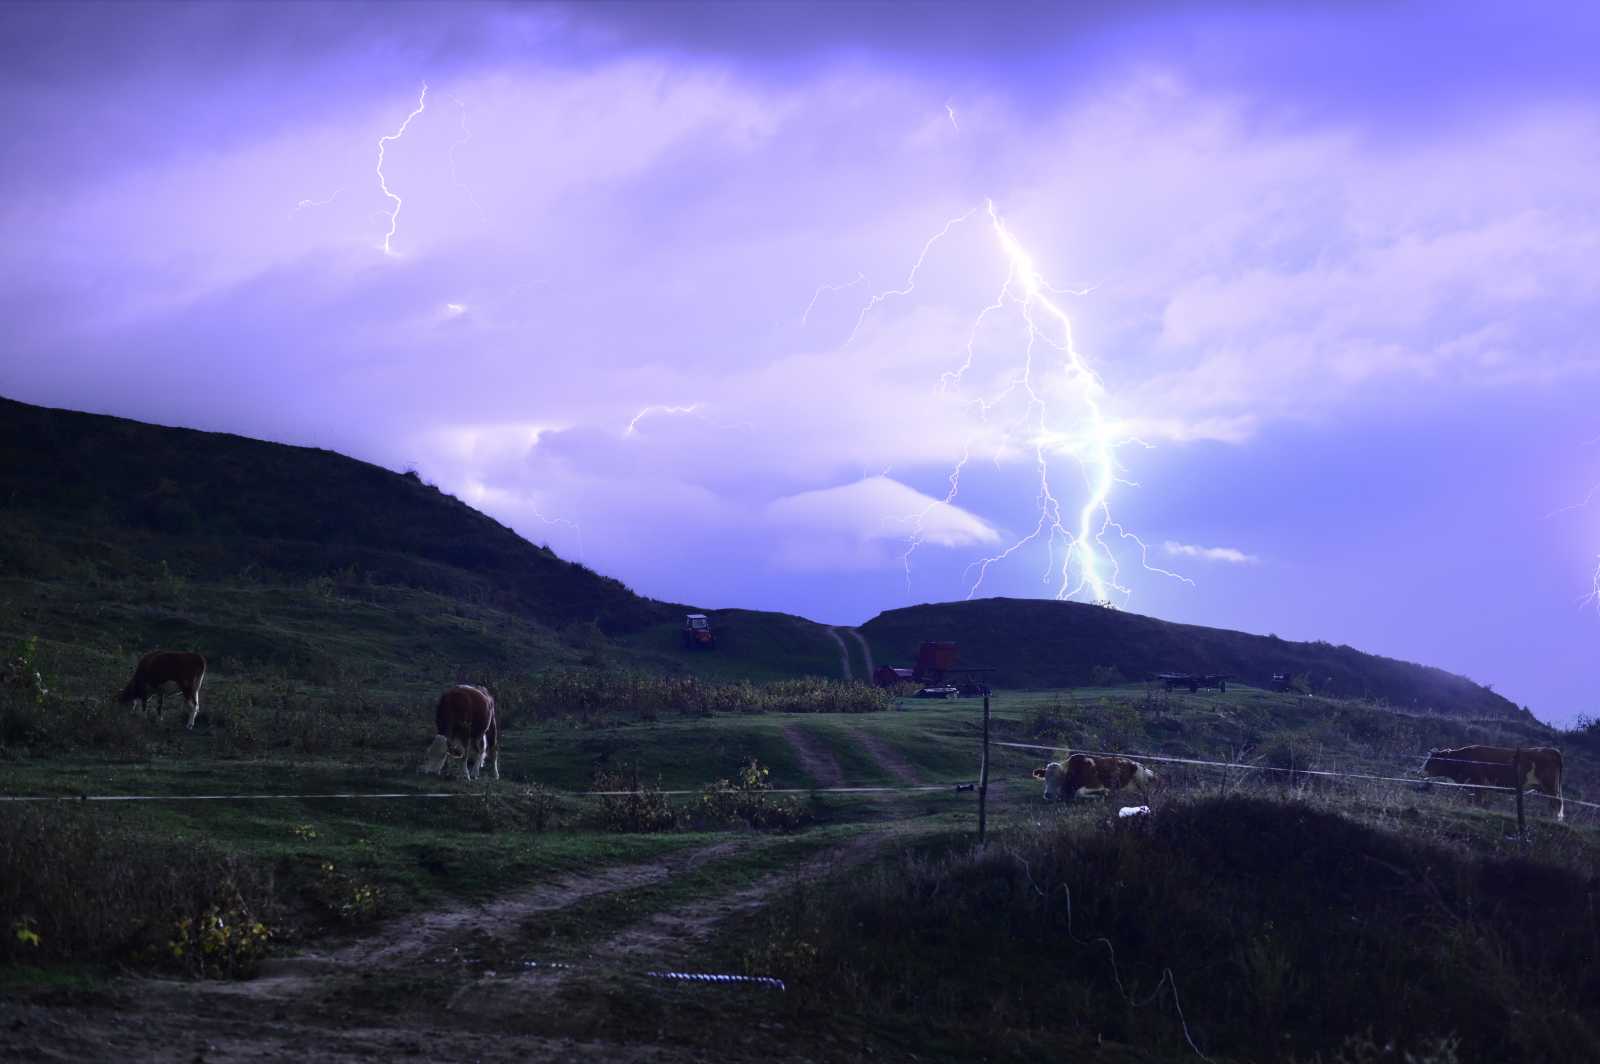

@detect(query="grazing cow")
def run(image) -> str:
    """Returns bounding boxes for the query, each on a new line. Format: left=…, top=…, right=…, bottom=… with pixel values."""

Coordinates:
left=1033, top=753, right=1157, bottom=802
left=117, top=650, right=207, bottom=730
left=1422, top=745, right=1564, bottom=821
left=420, top=684, right=499, bottom=781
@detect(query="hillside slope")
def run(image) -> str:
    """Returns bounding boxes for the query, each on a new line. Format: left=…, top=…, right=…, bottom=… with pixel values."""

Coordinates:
left=0, top=396, right=1523, bottom=719
left=860, top=598, right=1526, bottom=718
left=0, top=397, right=848, bottom=689
left=0, top=396, right=663, bottom=634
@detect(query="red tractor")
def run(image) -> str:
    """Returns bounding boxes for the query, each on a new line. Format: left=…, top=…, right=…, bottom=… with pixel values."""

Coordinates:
left=681, top=613, right=716, bottom=650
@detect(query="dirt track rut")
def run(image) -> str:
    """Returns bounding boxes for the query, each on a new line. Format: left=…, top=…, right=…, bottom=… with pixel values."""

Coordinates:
left=781, top=724, right=844, bottom=787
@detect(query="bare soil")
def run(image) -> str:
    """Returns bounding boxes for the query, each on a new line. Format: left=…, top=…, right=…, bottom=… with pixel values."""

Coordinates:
left=855, top=730, right=921, bottom=785
left=0, top=833, right=905, bottom=1063
left=781, top=724, right=844, bottom=788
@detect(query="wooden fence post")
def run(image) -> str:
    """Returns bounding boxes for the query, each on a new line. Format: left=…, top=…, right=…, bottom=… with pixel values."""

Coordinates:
left=978, top=689, right=990, bottom=844
left=1514, top=748, right=1526, bottom=840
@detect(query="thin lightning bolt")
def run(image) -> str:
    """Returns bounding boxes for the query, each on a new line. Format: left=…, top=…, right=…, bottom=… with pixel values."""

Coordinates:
left=844, top=207, right=980, bottom=347
left=1543, top=439, right=1600, bottom=614
left=945, top=101, right=959, bottom=131
left=849, top=199, right=1189, bottom=605
left=376, top=82, right=429, bottom=255
left=292, top=188, right=342, bottom=214
left=530, top=511, right=586, bottom=564
left=801, top=273, right=867, bottom=327
left=445, top=92, right=489, bottom=224
left=624, top=403, right=701, bottom=437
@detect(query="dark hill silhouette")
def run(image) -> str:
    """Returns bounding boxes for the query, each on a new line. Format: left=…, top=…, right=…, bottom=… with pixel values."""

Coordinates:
left=0, top=396, right=667, bottom=634
left=860, top=597, right=1526, bottom=719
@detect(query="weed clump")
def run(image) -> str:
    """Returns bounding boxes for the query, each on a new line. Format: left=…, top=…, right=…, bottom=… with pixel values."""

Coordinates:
left=697, top=759, right=811, bottom=832
left=0, top=805, right=278, bottom=977
left=745, top=794, right=1600, bottom=1062
left=589, top=766, right=678, bottom=833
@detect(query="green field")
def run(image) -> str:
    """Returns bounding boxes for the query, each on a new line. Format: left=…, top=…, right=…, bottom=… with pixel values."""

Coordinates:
left=4, top=397, right=1598, bottom=1061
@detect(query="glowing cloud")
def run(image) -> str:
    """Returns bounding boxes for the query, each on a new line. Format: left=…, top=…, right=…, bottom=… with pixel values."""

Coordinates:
left=1163, top=541, right=1260, bottom=565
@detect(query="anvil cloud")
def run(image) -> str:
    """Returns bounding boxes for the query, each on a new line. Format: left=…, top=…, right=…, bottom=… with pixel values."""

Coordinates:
left=2, top=1, right=1598, bottom=722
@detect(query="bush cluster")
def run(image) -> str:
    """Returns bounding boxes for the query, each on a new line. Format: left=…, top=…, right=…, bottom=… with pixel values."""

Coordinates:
left=696, top=758, right=811, bottom=832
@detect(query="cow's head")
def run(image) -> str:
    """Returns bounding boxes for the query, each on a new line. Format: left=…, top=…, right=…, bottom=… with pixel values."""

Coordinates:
left=115, top=679, right=142, bottom=705
left=1033, top=762, right=1071, bottom=801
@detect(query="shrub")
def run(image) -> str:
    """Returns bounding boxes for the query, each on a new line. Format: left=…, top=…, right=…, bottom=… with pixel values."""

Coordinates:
left=697, top=758, right=811, bottom=832
left=589, top=766, right=678, bottom=833
left=0, top=805, right=279, bottom=977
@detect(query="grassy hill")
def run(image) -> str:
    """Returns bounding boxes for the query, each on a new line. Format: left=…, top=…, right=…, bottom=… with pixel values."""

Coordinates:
left=0, top=396, right=1521, bottom=722
left=861, top=597, right=1527, bottom=719
left=0, top=396, right=856, bottom=694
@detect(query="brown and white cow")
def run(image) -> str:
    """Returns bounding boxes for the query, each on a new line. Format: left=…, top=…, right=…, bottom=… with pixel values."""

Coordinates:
left=420, top=684, right=499, bottom=781
left=1422, top=745, right=1564, bottom=821
left=1033, top=753, right=1157, bottom=802
left=117, top=650, right=207, bottom=730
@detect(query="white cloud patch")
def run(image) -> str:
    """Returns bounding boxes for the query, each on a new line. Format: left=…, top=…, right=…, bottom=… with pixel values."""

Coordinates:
left=1163, top=541, right=1260, bottom=565
left=764, top=476, right=1000, bottom=571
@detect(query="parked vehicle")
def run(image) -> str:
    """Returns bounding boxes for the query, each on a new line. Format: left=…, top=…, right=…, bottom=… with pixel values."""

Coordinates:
left=1158, top=671, right=1231, bottom=692
left=681, top=613, right=715, bottom=650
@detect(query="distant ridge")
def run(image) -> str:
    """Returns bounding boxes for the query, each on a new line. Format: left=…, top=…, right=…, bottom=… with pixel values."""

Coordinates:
left=860, top=598, right=1526, bottom=719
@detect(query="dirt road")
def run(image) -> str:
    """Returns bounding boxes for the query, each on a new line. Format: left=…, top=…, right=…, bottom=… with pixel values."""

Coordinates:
left=0, top=831, right=906, bottom=1063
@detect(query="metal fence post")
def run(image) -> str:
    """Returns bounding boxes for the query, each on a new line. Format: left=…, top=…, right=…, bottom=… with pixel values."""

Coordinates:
left=1514, top=748, right=1526, bottom=840
left=978, top=689, right=990, bottom=843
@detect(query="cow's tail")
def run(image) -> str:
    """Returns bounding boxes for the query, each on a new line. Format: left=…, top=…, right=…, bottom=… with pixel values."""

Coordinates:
left=419, top=734, right=450, bottom=775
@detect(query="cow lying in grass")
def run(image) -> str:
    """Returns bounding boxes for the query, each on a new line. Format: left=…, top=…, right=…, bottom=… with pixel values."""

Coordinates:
left=117, top=650, right=207, bottom=730
left=1422, top=745, right=1564, bottom=821
left=1033, top=753, right=1156, bottom=802
left=420, top=684, right=499, bottom=781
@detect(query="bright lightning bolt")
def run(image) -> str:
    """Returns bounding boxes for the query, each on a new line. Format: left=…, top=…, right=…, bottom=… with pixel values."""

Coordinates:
left=624, top=403, right=701, bottom=437
left=376, top=82, right=429, bottom=255
left=848, top=199, right=1189, bottom=606
left=945, top=100, right=959, bottom=131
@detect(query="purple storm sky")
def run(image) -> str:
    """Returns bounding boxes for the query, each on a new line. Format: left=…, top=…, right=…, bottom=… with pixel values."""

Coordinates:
left=3, top=1, right=1598, bottom=723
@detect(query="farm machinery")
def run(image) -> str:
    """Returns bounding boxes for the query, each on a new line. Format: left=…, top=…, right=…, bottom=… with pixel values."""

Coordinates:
left=874, top=640, right=992, bottom=697
left=681, top=613, right=716, bottom=650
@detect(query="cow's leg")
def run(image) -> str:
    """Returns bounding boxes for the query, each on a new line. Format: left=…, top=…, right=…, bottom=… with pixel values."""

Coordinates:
left=1543, top=765, right=1566, bottom=822
left=490, top=740, right=500, bottom=781
left=186, top=674, right=203, bottom=731
left=463, top=735, right=482, bottom=780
